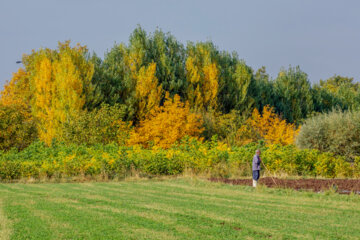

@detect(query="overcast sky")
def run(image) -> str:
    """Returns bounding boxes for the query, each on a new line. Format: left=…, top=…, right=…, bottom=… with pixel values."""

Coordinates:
left=1, top=0, right=359, bottom=89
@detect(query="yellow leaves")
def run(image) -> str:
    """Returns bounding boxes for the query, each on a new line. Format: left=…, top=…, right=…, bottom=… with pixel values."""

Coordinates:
left=35, top=57, right=53, bottom=107
left=33, top=56, right=57, bottom=144
left=186, top=45, right=219, bottom=111
left=0, top=68, right=30, bottom=107
left=278, top=71, right=286, bottom=78
left=114, top=120, right=132, bottom=146
left=237, top=105, right=300, bottom=145
left=202, top=63, right=219, bottom=109
left=126, top=49, right=144, bottom=75
left=215, top=141, right=230, bottom=151
left=33, top=56, right=56, bottom=144
left=34, top=56, right=53, bottom=113
left=30, top=41, right=94, bottom=145
left=185, top=56, right=200, bottom=84
left=122, top=42, right=163, bottom=121
left=128, top=93, right=204, bottom=149
left=235, top=125, right=255, bottom=145
left=135, top=62, right=163, bottom=120
left=53, top=51, right=89, bottom=119
left=0, top=68, right=35, bottom=150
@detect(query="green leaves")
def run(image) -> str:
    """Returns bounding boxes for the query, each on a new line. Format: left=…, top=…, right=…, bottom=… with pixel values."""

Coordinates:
left=296, top=110, right=360, bottom=161
left=274, top=66, right=314, bottom=123
left=61, top=104, right=130, bottom=146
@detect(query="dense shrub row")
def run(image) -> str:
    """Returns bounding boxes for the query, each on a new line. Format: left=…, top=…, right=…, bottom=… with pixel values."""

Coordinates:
left=1, top=139, right=359, bottom=181
left=297, top=110, right=360, bottom=161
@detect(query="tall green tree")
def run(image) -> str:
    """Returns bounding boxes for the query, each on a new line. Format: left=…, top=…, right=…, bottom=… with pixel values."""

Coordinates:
left=147, top=29, right=186, bottom=98
left=216, top=51, right=238, bottom=113
left=252, top=66, right=277, bottom=112
left=217, top=51, right=255, bottom=114
left=274, top=66, right=314, bottom=123
left=128, top=26, right=187, bottom=98
left=311, top=84, right=341, bottom=113
left=319, top=75, right=360, bottom=110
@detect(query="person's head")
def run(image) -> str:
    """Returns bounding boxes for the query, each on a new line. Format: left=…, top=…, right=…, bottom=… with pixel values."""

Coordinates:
left=255, top=149, right=261, bottom=156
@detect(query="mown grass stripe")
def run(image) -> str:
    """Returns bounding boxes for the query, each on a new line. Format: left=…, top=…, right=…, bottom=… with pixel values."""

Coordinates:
left=40, top=184, right=272, bottom=239
left=91, top=182, right=356, bottom=229
left=63, top=182, right=360, bottom=238
left=0, top=179, right=359, bottom=239
left=106, top=180, right=359, bottom=212
left=62, top=183, right=352, bottom=239
left=4, top=202, right=53, bottom=240
left=0, top=199, right=12, bottom=240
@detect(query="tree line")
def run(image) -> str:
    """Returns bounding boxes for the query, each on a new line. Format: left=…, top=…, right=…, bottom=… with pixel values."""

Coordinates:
left=1, top=26, right=359, bottom=151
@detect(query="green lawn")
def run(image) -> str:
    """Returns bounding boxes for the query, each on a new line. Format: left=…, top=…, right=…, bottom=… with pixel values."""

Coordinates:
left=0, top=178, right=359, bottom=240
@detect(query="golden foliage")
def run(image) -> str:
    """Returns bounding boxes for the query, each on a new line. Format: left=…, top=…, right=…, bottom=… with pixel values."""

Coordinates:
left=135, top=62, right=163, bottom=120
left=128, top=93, right=204, bottom=148
left=0, top=68, right=30, bottom=106
left=237, top=106, right=300, bottom=145
left=33, top=56, right=56, bottom=144
left=126, top=47, right=144, bottom=75
left=123, top=44, right=163, bottom=120
left=186, top=45, right=219, bottom=111
left=0, top=64, right=36, bottom=150
left=31, top=41, right=94, bottom=145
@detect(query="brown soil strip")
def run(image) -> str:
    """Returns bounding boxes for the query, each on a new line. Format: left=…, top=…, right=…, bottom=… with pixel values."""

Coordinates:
left=209, top=177, right=360, bottom=194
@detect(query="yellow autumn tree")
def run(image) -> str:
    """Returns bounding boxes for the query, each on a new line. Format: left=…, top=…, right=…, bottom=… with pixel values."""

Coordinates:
left=29, top=41, right=94, bottom=145
left=122, top=42, right=163, bottom=121
left=0, top=69, right=37, bottom=150
left=125, top=45, right=144, bottom=76
left=0, top=68, right=31, bottom=106
left=32, top=55, right=56, bottom=144
left=135, top=62, right=163, bottom=120
left=128, top=93, right=204, bottom=148
left=186, top=44, right=219, bottom=111
left=237, top=106, right=300, bottom=145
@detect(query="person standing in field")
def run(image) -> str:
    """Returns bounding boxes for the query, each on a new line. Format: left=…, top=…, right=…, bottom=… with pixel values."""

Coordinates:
left=252, top=149, right=261, bottom=187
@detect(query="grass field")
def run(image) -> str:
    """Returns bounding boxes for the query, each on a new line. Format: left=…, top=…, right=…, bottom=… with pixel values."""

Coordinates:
left=0, top=178, right=359, bottom=240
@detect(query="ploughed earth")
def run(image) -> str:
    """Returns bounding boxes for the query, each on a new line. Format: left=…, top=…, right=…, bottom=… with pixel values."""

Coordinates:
left=209, top=177, right=360, bottom=194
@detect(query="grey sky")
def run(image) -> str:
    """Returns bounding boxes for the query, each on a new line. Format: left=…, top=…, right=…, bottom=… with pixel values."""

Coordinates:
left=1, top=0, right=359, bottom=90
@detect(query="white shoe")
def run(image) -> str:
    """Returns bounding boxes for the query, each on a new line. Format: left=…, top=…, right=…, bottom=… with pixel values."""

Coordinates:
left=253, top=180, right=257, bottom=187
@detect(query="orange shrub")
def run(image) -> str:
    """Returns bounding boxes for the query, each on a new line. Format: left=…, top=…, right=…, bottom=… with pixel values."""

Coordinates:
left=128, top=93, right=204, bottom=148
left=237, top=106, right=299, bottom=145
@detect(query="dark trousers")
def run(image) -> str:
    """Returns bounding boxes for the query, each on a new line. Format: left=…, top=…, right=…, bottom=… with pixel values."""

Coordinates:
left=252, top=170, right=260, bottom=181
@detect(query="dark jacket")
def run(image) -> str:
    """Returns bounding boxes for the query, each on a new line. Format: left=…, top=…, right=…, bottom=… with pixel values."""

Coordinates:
left=252, top=155, right=261, bottom=171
